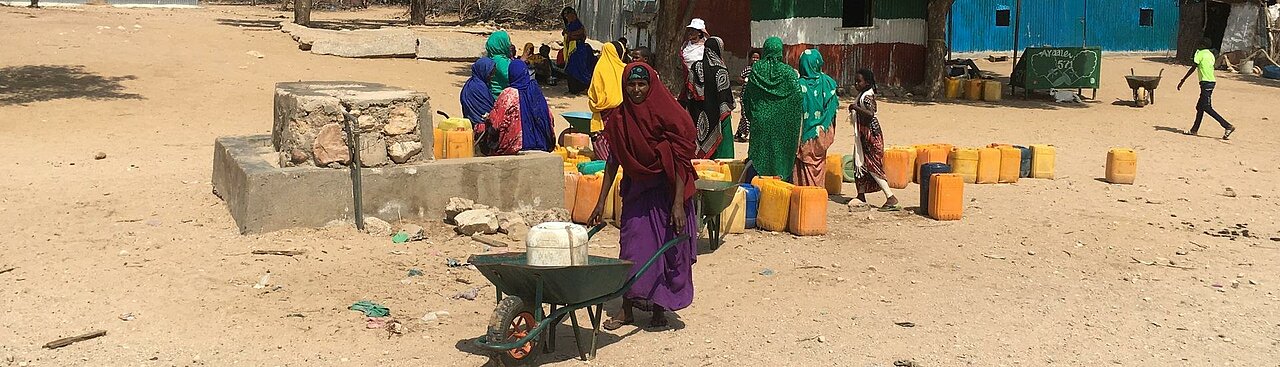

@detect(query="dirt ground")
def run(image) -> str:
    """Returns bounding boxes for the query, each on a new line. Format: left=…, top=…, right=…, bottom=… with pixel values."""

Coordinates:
left=1, top=5, right=1278, bottom=367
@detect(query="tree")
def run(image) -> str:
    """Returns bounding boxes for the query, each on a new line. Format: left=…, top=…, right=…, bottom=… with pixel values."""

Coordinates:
left=922, top=0, right=954, bottom=100
left=294, top=0, right=312, bottom=27
left=653, top=0, right=699, bottom=94
left=409, top=0, right=427, bottom=25
left=29, top=0, right=37, bottom=8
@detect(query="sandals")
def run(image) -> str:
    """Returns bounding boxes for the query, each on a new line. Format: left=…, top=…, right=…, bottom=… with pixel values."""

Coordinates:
left=878, top=204, right=903, bottom=212
left=603, top=318, right=632, bottom=331
left=1223, top=127, right=1236, bottom=140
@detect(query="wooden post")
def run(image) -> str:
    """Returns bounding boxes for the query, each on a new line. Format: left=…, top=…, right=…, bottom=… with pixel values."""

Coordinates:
left=294, top=0, right=312, bottom=27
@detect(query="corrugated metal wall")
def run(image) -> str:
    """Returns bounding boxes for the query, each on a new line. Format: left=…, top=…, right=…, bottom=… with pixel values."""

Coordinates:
left=950, top=0, right=1179, bottom=52
left=783, top=43, right=927, bottom=89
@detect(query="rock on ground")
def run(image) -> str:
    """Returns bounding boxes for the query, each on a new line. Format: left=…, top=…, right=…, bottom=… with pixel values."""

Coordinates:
left=454, top=209, right=498, bottom=236
left=363, top=217, right=394, bottom=236
left=444, top=197, right=476, bottom=223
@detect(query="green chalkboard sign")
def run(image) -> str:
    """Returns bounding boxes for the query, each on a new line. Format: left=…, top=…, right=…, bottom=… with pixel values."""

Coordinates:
left=1011, top=47, right=1102, bottom=91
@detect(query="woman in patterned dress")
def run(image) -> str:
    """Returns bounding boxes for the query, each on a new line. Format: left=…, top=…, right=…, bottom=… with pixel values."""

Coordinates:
left=847, top=69, right=899, bottom=210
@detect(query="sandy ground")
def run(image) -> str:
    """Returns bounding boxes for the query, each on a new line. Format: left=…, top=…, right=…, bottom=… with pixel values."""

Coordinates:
left=1, top=5, right=1278, bottom=367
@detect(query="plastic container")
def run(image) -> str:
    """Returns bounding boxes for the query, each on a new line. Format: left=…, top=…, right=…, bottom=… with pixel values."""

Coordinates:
left=611, top=171, right=624, bottom=224
left=697, top=170, right=728, bottom=181
left=915, top=145, right=950, bottom=183
left=1016, top=146, right=1033, bottom=178
left=788, top=186, right=828, bottom=236
left=824, top=154, right=843, bottom=195
left=437, top=117, right=472, bottom=132
left=577, top=160, right=606, bottom=175
left=432, top=129, right=446, bottom=159
left=757, top=180, right=794, bottom=232
left=563, top=172, right=579, bottom=211
left=918, top=163, right=952, bottom=214
left=841, top=155, right=857, bottom=182
left=882, top=148, right=914, bottom=189
left=948, top=148, right=980, bottom=184
left=526, top=222, right=590, bottom=267
left=1106, top=148, right=1138, bottom=184
left=975, top=147, right=1000, bottom=184
left=720, top=187, right=747, bottom=234
left=928, top=173, right=965, bottom=221
left=552, top=146, right=569, bottom=162
left=1031, top=144, right=1056, bottom=179
left=751, top=175, right=781, bottom=189
left=443, top=129, right=474, bottom=159
left=571, top=173, right=604, bottom=224
left=964, top=79, right=983, bottom=100
left=982, top=80, right=1002, bottom=102
left=945, top=78, right=963, bottom=99
left=739, top=184, right=760, bottom=229
left=561, top=133, right=591, bottom=150
left=718, top=159, right=746, bottom=183
left=997, top=146, right=1021, bottom=183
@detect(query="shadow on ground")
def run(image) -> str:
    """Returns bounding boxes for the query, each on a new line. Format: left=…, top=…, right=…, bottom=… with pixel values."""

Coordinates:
left=217, top=17, right=468, bottom=31
left=0, top=65, right=142, bottom=106
left=455, top=298, right=660, bottom=366
left=879, top=75, right=1095, bottom=111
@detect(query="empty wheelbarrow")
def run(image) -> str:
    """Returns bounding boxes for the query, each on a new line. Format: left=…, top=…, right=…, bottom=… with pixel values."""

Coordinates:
left=1125, top=68, right=1163, bottom=107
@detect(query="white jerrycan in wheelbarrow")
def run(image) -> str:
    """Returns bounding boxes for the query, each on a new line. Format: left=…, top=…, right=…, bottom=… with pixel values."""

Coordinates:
left=525, top=222, right=590, bottom=267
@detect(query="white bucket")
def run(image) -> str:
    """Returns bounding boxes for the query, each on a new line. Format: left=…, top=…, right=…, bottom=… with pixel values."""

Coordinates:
left=1240, top=60, right=1255, bottom=75
left=525, top=222, right=590, bottom=267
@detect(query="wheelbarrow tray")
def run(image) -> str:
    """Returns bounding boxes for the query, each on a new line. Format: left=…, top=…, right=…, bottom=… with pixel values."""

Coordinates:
left=560, top=112, right=593, bottom=134
left=1125, top=76, right=1161, bottom=90
left=696, top=179, right=738, bottom=214
left=469, top=253, right=635, bottom=305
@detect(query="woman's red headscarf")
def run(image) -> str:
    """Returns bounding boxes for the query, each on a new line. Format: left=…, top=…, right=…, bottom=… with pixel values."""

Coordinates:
left=604, top=63, right=697, bottom=201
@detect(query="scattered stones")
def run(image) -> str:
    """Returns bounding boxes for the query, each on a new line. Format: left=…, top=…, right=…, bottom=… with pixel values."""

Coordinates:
left=496, top=212, right=526, bottom=233
left=399, top=224, right=425, bottom=241
left=421, top=310, right=451, bottom=324
left=119, top=312, right=135, bottom=321
left=387, top=141, right=422, bottom=164
left=516, top=206, right=571, bottom=226
left=445, top=197, right=477, bottom=223
left=452, top=287, right=479, bottom=301
left=94, top=152, right=107, bottom=160
left=472, top=233, right=513, bottom=247
left=358, top=134, right=389, bottom=167
left=311, top=123, right=350, bottom=166
left=246, top=50, right=265, bottom=58
left=363, top=217, right=394, bottom=236
left=407, top=268, right=424, bottom=277
left=382, top=105, right=419, bottom=135
left=454, top=209, right=499, bottom=235
left=1222, top=187, right=1237, bottom=198
left=759, top=268, right=775, bottom=276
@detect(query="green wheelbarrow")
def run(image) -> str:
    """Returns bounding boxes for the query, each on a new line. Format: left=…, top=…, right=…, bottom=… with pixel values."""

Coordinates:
left=694, top=179, right=739, bottom=252
left=470, top=224, right=689, bottom=366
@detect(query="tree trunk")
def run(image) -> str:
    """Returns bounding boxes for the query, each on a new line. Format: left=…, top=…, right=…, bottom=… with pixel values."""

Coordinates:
left=653, top=0, right=699, bottom=94
left=294, top=0, right=312, bottom=27
left=409, top=0, right=427, bottom=25
left=1175, top=0, right=1205, bottom=64
left=28, top=0, right=37, bottom=8
left=922, top=0, right=953, bottom=100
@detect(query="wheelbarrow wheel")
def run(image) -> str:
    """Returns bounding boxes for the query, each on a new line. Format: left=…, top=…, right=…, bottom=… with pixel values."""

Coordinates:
left=487, top=296, right=542, bottom=367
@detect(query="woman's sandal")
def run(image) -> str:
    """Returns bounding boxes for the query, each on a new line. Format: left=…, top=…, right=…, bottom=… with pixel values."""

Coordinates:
left=602, top=318, right=633, bottom=331
left=878, top=204, right=902, bottom=212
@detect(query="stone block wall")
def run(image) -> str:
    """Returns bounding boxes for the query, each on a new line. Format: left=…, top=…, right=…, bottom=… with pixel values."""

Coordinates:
left=272, top=81, right=433, bottom=168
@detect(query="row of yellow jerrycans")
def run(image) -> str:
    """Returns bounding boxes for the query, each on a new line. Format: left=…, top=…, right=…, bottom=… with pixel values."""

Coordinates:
left=867, top=143, right=1057, bottom=189
left=563, top=169, right=753, bottom=236
left=750, top=177, right=828, bottom=236
left=945, top=78, right=1002, bottom=102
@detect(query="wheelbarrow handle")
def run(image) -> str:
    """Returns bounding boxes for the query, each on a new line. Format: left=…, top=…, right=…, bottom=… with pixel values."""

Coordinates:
left=586, top=223, right=607, bottom=239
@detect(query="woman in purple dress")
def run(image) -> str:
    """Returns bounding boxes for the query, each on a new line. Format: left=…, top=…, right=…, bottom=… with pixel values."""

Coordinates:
left=589, top=63, right=699, bottom=330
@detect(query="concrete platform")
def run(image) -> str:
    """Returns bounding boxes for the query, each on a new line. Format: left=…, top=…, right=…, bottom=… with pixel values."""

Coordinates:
left=213, top=135, right=563, bottom=234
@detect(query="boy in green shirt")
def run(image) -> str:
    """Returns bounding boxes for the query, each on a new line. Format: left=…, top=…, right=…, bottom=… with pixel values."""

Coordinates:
left=1177, top=37, right=1236, bottom=140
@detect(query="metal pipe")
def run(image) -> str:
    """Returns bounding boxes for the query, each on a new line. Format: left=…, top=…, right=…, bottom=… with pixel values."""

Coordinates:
left=340, top=111, right=365, bottom=231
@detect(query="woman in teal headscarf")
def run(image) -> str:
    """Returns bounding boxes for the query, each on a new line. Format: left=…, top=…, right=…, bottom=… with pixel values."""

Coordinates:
left=792, top=48, right=838, bottom=187
left=744, top=37, right=803, bottom=182
left=485, top=31, right=514, bottom=99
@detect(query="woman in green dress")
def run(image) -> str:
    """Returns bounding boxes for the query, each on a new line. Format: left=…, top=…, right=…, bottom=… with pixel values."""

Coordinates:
left=744, top=37, right=802, bottom=181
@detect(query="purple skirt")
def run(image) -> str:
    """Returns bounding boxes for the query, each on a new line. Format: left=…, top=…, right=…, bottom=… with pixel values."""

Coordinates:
left=618, top=174, right=698, bottom=311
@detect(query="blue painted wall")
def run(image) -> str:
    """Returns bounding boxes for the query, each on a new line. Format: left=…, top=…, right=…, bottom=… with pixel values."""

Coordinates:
left=950, top=0, right=1179, bottom=52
